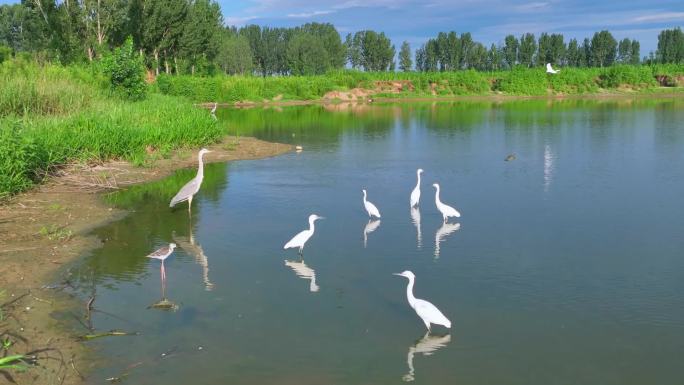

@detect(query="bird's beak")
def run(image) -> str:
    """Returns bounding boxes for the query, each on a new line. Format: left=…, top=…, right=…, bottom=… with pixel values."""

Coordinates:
left=393, top=273, right=402, bottom=276
left=318, top=216, right=326, bottom=220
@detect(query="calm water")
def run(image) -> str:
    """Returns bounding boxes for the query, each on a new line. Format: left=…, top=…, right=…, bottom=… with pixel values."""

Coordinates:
left=69, top=99, right=684, bottom=384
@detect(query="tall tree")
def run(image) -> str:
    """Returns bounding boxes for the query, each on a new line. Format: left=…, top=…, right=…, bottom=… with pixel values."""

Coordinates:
left=590, top=30, right=617, bottom=67
left=287, top=32, right=328, bottom=75
left=503, top=34, right=518, bottom=68
left=617, top=38, right=631, bottom=63
left=566, top=38, right=580, bottom=67
left=180, top=0, right=222, bottom=74
left=398, top=40, right=411, bottom=71
left=630, top=40, right=640, bottom=65
left=216, top=33, right=252, bottom=75
left=518, top=33, right=536, bottom=67
left=656, top=27, right=684, bottom=63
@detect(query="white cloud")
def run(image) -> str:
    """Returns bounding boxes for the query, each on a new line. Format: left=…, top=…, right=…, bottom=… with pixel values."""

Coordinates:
left=515, top=2, right=550, bottom=12
left=632, top=12, right=684, bottom=23
left=224, top=15, right=259, bottom=26
left=287, top=10, right=334, bottom=18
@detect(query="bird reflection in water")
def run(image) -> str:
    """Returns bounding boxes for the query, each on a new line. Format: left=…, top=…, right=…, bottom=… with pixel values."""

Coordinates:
left=434, top=222, right=460, bottom=258
left=284, top=259, right=319, bottom=292
left=173, top=227, right=215, bottom=291
left=363, top=219, right=381, bottom=248
left=403, top=332, right=451, bottom=382
left=410, top=207, right=422, bottom=249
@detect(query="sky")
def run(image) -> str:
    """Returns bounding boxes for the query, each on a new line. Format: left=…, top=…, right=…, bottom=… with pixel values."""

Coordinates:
left=2, top=0, right=683, bottom=54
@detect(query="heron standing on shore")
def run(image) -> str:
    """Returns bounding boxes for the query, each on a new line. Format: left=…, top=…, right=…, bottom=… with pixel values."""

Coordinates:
left=170, top=148, right=212, bottom=214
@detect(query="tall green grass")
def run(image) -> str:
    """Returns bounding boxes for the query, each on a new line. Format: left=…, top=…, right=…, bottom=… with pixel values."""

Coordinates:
left=156, top=64, right=684, bottom=102
left=0, top=61, right=222, bottom=198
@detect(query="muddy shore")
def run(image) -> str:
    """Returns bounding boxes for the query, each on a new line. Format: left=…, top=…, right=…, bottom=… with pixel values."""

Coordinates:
left=0, top=137, right=291, bottom=384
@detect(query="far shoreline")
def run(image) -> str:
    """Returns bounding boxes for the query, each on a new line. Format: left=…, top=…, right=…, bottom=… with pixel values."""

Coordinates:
left=197, top=88, right=684, bottom=109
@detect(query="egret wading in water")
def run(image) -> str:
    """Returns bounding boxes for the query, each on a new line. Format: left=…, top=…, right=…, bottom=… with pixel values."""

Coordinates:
left=410, top=169, right=424, bottom=207
left=284, top=214, right=324, bottom=255
left=362, top=189, right=381, bottom=218
left=394, top=271, right=451, bottom=331
left=169, top=148, right=212, bottom=214
left=210, top=102, right=217, bottom=114
left=146, top=243, right=176, bottom=283
left=432, top=183, right=461, bottom=223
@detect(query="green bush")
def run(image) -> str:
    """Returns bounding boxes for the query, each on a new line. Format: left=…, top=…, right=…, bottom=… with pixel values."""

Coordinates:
left=598, top=65, right=656, bottom=88
left=101, top=37, right=147, bottom=100
left=0, top=123, right=40, bottom=197
left=0, top=45, right=11, bottom=64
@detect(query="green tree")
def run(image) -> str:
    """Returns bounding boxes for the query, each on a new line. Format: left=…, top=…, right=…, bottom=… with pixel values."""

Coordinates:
left=630, top=40, right=640, bottom=64
left=617, top=38, right=631, bottom=63
left=300, top=22, right=344, bottom=69
left=142, top=0, right=188, bottom=75
left=287, top=32, right=328, bottom=75
left=487, top=43, right=502, bottom=70
left=216, top=33, right=252, bottom=75
left=518, top=33, right=536, bottom=67
left=656, top=27, right=684, bottom=63
left=398, top=40, right=411, bottom=71
left=503, top=34, right=518, bottom=68
left=566, top=38, right=580, bottom=67
left=180, top=0, right=222, bottom=75
left=590, top=30, right=617, bottom=67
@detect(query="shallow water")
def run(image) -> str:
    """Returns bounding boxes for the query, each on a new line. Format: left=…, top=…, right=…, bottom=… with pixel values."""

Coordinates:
left=71, top=99, right=684, bottom=384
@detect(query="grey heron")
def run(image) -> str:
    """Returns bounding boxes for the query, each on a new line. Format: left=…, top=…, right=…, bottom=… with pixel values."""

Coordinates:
left=170, top=148, right=212, bottom=214
left=432, top=183, right=461, bottom=223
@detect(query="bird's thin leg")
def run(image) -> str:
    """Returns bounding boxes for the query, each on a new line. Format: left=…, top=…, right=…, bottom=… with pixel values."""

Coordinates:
left=188, top=195, right=193, bottom=215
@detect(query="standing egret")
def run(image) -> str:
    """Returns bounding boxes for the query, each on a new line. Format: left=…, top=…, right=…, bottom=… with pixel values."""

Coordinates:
left=362, top=189, right=381, bottom=218
left=410, top=169, right=424, bottom=207
left=394, top=270, right=451, bottom=331
left=210, top=102, right=218, bottom=114
left=546, top=63, right=560, bottom=74
left=169, top=148, right=212, bottom=214
left=146, top=243, right=176, bottom=283
left=432, top=183, right=461, bottom=223
left=284, top=214, right=324, bottom=255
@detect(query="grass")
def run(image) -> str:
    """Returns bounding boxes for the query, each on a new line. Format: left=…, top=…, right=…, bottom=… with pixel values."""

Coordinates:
left=0, top=60, right=224, bottom=198
left=155, top=64, right=684, bottom=102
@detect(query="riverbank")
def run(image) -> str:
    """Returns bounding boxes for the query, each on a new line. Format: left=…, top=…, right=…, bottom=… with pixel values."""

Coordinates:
left=0, top=137, right=291, bottom=384
left=158, top=64, right=684, bottom=105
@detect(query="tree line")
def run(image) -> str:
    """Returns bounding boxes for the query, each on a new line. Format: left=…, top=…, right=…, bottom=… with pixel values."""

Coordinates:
left=1, top=1, right=683, bottom=76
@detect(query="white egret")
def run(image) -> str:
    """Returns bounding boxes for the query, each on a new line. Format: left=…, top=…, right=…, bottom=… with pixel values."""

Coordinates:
left=546, top=63, right=560, bottom=74
left=403, top=332, right=451, bottom=382
left=146, top=243, right=176, bottom=282
left=169, top=148, right=212, bottom=214
left=285, top=260, right=319, bottom=292
left=362, top=189, right=381, bottom=218
left=394, top=270, right=451, bottom=331
left=284, top=214, right=324, bottom=254
left=432, top=183, right=461, bottom=223
left=210, top=102, right=218, bottom=114
left=410, top=169, right=424, bottom=207
left=363, top=219, right=381, bottom=248
left=410, top=207, right=422, bottom=249
left=434, top=222, right=461, bottom=258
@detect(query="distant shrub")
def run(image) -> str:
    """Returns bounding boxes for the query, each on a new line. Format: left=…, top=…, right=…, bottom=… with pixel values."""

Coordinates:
left=598, top=65, right=656, bottom=88
left=101, top=37, right=147, bottom=100
left=0, top=45, right=11, bottom=64
left=0, top=123, right=40, bottom=197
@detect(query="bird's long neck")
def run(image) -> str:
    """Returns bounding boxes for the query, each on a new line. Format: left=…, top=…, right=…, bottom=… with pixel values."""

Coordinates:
left=363, top=191, right=367, bottom=203
left=197, top=153, right=205, bottom=179
left=406, top=277, right=417, bottom=307
left=415, top=173, right=421, bottom=190
left=308, top=218, right=316, bottom=232
left=434, top=186, right=441, bottom=205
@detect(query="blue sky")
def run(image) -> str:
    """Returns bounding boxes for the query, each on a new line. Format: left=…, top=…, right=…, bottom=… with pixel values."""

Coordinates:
left=2, top=0, right=683, bottom=54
